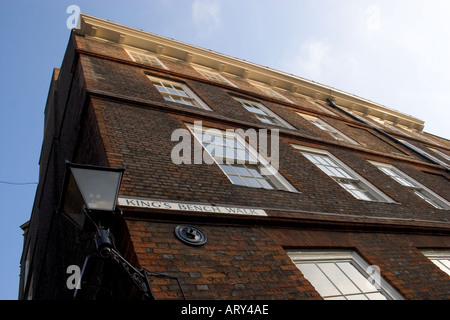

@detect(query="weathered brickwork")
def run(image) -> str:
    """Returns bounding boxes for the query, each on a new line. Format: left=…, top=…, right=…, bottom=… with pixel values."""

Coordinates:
left=88, top=96, right=450, bottom=222
left=124, top=220, right=321, bottom=300
left=21, top=24, right=450, bottom=301
left=263, top=228, right=450, bottom=299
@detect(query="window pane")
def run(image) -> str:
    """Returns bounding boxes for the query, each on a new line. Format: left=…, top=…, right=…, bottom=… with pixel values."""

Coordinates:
left=328, top=166, right=347, bottom=178
left=228, top=175, right=245, bottom=186
left=315, top=155, right=330, bottom=166
left=236, top=149, right=256, bottom=162
left=296, top=263, right=341, bottom=298
left=155, top=85, right=167, bottom=93
left=150, top=77, right=210, bottom=110
left=178, top=98, right=194, bottom=106
left=289, top=251, right=401, bottom=300
left=337, top=262, right=378, bottom=293
left=247, top=167, right=263, bottom=178
left=224, top=138, right=237, bottom=148
left=190, top=126, right=295, bottom=192
left=219, top=164, right=235, bottom=175
left=257, top=116, right=277, bottom=125
left=335, top=168, right=354, bottom=179
left=392, top=176, right=415, bottom=187
left=316, top=164, right=335, bottom=177
left=338, top=180, right=377, bottom=201
left=258, top=179, right=274, bottom=190
left=224, top=147, right=237, bottom=159
left=238, top=98, right=292, bottom=128
left=318, top=263, right=360, bottom=295
left=414, top=191, right=444, bottom=209
left=366, top=292, right=387, bottom=300
left=231, top=165, right=251, bottom=177
left=347, top=188, right=373, bottom=201
left=242, top=177, right=261, bottom=188
left=244, top=106, right=267, bottom=115
left=440, top=259, right=450, bottom=271
left=432, top=260, right=450, bottom=275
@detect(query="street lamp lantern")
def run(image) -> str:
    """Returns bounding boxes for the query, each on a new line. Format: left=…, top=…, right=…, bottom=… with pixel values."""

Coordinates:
left=59, top=162, right=124, bottom=229
left=70, top=164, right=123, bottom=212
left=58, top=161, right=153, bottom=300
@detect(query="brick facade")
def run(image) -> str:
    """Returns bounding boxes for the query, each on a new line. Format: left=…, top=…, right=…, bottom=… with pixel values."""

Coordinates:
left=20, top=15, right=450, bottom=300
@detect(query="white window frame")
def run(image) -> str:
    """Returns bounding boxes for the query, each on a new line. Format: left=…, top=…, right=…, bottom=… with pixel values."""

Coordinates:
left=287, top=250, right=404, bottom=300
left=310, top=101, right=336, bottom=115
left=187, top=123, right=297, bottom=192
left=147, top=76, right=212, bottom=111
left=292, top=92, right=336, bottom=115
left=126, top=49, right=169, bottom=70
left=399, top=139, right=450, bottom=170
left=398, top=126, right=438, bottom=144
left=234, top=97, right=295, bottom=129
left=369, top=161, right=450, bottom=210
left=297, top=112, right=359, bottom=145
left=292, top=145, right=394, bottom=202
left=195, top=67, right=238, bottom=88
left=421, top=250, right=450, bottom=277
left=428, top=147, right=450, bottom=163
left=251, top=82, right=294, bottom=104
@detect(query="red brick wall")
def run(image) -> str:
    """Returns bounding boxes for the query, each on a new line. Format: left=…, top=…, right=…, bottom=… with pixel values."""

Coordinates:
left=88, top=95, right=450, bottom=221
left=264, top=228, right=450, bottom=299
left=27, top=32, right=450, bottom=300
left=75, top=33, right=450, bottom=300
left=124, top=219, right=321, bottom=300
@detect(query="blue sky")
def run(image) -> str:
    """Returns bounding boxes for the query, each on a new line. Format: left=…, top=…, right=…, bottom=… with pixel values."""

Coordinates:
left=1, top=0, right=449, bottom=300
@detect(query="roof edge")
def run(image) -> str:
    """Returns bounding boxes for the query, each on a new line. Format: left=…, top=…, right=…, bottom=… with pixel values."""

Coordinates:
left=77, top=13, right=424, bottom=131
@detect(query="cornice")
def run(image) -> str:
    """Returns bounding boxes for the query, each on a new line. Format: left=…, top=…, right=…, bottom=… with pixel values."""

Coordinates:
left=77, top=13, right=425, bottom=131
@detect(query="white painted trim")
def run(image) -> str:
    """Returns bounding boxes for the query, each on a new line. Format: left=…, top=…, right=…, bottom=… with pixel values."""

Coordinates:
left=368, top=160, right=450, bottom=209
left=125, top=48, right=169, bottom=70
left=297, top=112, right=359, bottom=145
left=292, top=145, right=395, bottom=203
left=147, top=75, right=212, bottom=111
left=234, top=97, right=296, bottom=130
left=77, top=13, right=425, bottom=131
left=186, top=123, right=298, bottom=193
left=194, top=66, right=238, bottom=88
left=287, top=250, right=404, bottom=300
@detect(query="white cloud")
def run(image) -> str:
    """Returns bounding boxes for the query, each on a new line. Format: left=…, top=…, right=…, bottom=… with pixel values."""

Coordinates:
left=366, top=5, right=381, bottom=31
left=287, top=40, right=360, bottom=91
left=294, top=40, right=332, bottom=80
left=192, top=0, right=221, bottom=36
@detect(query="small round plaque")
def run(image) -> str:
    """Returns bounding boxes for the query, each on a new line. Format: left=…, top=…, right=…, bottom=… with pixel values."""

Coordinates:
left=174, top=225, right=207, bottom=246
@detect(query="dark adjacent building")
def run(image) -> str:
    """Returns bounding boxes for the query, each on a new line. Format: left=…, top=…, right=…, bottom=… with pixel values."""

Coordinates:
left=19, top=14, right=450, bottom=300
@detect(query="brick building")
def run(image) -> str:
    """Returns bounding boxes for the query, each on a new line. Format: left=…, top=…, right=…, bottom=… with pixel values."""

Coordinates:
left=19, top=14, right=450, bottom=300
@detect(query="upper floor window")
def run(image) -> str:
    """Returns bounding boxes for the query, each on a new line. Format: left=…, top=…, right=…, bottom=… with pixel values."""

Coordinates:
left=399, top=140, right=450, bottom=170
left=252, top=83, right=294, bottom=104
left=421, top=250, right=450, bottom=277
left=187, top=123, right=297, bottom=192
left=287, top=250, right=403, bottom=300
left=293, top=145, right=393, bottom=202
left=148, top=76, right=211, bottom=110
left=428, top=147, right=450, bottom=163
left=195, top=68, right=237, bottom=87
left=126, top=49, right=169, bottom=69
left=369, top=161, right=450, bottom=210
left=310, top=101, right=336, bottom=115
left=297, top=112, right=359, bottom=145
left=234, top=97, right=295, bottom=129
